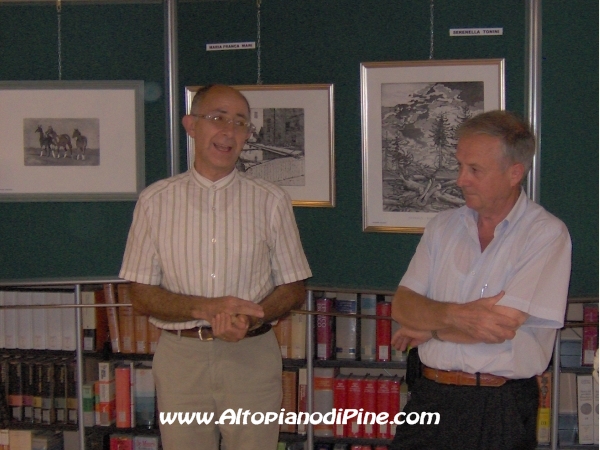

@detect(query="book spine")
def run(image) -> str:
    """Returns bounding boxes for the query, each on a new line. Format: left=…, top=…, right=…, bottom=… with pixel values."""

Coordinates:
left=103, top=284, right=121, bottom=353
left=296, top=368, right=308, bottom=435
left=273, top=315, right=292, bottom=358
left=376, top=300, right=391, bottom=362
left=22, top=360, right=35, bottom=423
left=133, top=435, right=160, bottom=450
left=280, top=369, right=298, bottom=433
left=60, top=292, right=76, bottom=351
left=97, top=380, right=116, bottom=426
left=82, top=383, right=95, bottom=427
left=313, top=368, right=337, bottom=437
left=360, top=294, right=377, bottom=361
left=41, top=361, right=55, bottom=425
left=94, top=289, right=110, bottom=353
left=134, top=364, right=156, bottom=429
left=82, top=292, right=97, bottom=352
left=577, top=374, right=594, bottom=444
left=8, top=358, right=23, bottom=421
left=362, top=375, right=377, bottom=438
left=315, top=296, right=334, bottom=360
left=148, top=322, right=161, bottom=354
left=31, top=292, right=47, bottom=350
left=335, top=293, right=357, bottom=360
left=376, top=375, right=391, bottom=439
left=66, top=359, right=78, bottom=424
left=110, top=434, right=134, bottom=450
left=115, top=364, right=132, bottom=428
left=16, top=292, right=33, bottom=350
left=346, top=375, right=363, bottom=438
left=134, top=313, right=149, bottom=354
left=536, top=371, right=552, bottom=444
left=117, top=285, right=135, bottom=354
left=3, top=292, right=17, bottom=349
left=290, top=308, right=307, bottom=359
left=45, top=293, right=62, bottom=351
left=582, top=305, right=599, bottom=366
left=333, top=374, right=348, bottom=437
left=53, top=360, right=67, bottom=424
left=389, top=376, right=401, bottom=437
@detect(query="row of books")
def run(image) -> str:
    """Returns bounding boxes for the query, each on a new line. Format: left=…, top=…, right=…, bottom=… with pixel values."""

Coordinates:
left=1, top=354, right=77, bottom=425
left=274, top=294, right=407, bottom=362
left=89, top=361, right=156, bottom=429
left=0, top=429, right=160, bottom=450
left=0, top=291, right=76, bottom=352
left=314, top=445, right=390, bottom=450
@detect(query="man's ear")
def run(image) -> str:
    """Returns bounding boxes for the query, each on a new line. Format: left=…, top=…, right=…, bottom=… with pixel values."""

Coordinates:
left=182, top=115, right=196, bottom=138
left=510, top=162, right=526, bottom=187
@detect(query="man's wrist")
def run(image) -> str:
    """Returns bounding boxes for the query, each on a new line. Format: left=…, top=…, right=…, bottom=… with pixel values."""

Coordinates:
left=431, top=329, right=444, bottom=341
left=248, top=317, right=264, bottom=331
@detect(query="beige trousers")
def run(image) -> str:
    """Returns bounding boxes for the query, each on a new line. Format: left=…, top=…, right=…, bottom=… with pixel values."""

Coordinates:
left=153, top=329, right=282, bottom=450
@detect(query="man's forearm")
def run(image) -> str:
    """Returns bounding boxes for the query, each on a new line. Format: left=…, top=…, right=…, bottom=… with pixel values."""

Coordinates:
left=391, top=286, right=451, bottom=331
left=252, top=280, right=307, bottom=327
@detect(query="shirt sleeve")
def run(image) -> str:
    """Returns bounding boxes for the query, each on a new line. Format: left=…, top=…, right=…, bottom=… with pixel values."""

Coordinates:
left=119, top=196, right=162, bottom=286
left=268, top=192, right=312, bottom=286
left=497, top=220, right=572, bottom=328
left=398, top=220, right=435, bottom=295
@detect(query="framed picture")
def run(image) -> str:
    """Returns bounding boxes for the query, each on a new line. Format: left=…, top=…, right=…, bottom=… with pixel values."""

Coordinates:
left=185, top=84, right=335, bottom=207
left=0, top=80, right=145, bottom=201
left=361, top=59, right=505, bottom=232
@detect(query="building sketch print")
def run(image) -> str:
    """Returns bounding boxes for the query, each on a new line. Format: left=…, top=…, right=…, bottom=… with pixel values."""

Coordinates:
left=381, top=81, right=484, bottom=213
left=23, top=118, right=100, bottom=166
left=239, top=108, right=305, bottom=186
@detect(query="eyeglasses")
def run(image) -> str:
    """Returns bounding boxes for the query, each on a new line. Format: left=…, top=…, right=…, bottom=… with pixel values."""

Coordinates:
left=191, top=113, right=256, bottom=133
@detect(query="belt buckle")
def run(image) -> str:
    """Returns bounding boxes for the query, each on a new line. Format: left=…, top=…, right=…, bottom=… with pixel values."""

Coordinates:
left=198, top=326, right=213, bottom=341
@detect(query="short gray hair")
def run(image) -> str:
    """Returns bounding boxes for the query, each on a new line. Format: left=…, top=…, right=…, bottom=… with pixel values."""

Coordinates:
left=456, top=110, right=535, bottom=173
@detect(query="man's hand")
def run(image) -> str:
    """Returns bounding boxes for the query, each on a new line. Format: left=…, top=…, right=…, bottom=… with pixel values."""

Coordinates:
left=192, top=296, right=264, bottom=322
left=392, top=326, right=432, bottom=352
left=448, top=291, right=521, bottom=343
left=210, top=313, right=250, bottom=342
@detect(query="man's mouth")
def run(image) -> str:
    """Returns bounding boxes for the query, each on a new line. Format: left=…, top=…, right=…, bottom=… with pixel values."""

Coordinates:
left=214, top=143, right=232, bottom=152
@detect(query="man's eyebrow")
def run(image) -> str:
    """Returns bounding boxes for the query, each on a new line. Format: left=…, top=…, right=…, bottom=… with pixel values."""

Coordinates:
left=209, top=108, right=249, bottom=119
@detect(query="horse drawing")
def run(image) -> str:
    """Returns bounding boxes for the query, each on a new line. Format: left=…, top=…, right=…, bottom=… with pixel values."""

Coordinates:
left=72, top=129, right=88, bottom=160
left=35, top=125, right=53, bottom=156
left=46, top=126, right=73, bottom=158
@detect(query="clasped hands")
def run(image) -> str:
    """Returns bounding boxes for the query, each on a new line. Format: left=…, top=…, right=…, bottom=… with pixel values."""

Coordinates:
left=192, top=296, right=265, bottom=342
left=392, top=291, right=522, bottom=352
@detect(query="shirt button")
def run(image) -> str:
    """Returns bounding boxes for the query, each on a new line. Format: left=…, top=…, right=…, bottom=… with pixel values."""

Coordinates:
left=211, top=238, right=216, bottom=243
left=211, top=273, right=216, bottom=279
left=212, top=207, right=216, bottom=211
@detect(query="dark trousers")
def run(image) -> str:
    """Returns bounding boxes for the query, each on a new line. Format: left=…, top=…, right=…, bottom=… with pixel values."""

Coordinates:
left=390, top=376, right=539, bottom=450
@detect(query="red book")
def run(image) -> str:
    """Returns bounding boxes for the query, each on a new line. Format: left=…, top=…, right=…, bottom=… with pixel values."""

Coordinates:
left=376, top=301, right=392, bottom=362
left=582, top=305, right=599, bottom=366
left=388, top=376, right=401, bottom=437
left=362, top=375, right=378, bottom=438
left=316, top=296, right=334, bottom=360
left=115, top=364, right=133, bottom=428
left=333, top=374, right=348, bottom=437
left=110, top=434, right=134, bottom=450
left=376, top=375, right=392, bottom=439
left=297, top=368, right=308, bottom=435
left=346, top=375, right=363, bottom=438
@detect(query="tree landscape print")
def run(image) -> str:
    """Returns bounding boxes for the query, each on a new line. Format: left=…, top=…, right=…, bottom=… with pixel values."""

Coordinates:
left=381, top=81, right=484, bottom=213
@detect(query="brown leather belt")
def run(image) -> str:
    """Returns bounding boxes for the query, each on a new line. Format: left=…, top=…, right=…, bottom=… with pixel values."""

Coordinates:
left=422, top=365, right=507, bottom=387
left=165, top=323, right=271, bottom=341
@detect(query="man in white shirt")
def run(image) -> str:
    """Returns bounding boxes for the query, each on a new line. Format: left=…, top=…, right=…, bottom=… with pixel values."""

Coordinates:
left=390, top=110, right=571, bottom=449
left=120, top=84, right=312, bottom=450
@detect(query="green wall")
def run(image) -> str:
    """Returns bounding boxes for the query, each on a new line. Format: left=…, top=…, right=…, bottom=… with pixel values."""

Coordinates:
left=0, top=0, right=597, bottom=296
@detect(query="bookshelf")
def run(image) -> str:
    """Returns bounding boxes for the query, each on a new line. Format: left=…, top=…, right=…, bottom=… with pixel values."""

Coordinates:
left=0, top=279, right=597, bottom=450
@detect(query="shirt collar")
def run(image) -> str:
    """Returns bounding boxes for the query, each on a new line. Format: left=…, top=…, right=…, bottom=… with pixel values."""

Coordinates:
left=460, top=189, right=529, bottom=234
left=190, top=167, right=237, bottom=190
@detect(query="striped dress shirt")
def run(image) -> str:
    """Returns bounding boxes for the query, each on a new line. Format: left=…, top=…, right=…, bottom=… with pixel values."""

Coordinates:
left=119, top=168, right=312, bottom=329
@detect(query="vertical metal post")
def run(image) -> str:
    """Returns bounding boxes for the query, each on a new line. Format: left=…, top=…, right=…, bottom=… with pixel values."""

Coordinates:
left=75, top=284, right=86, bottom=450
left=525, top=0, right=542, bottom=203
left=165, top=0, right=180, bottom=177
left=551, top=330, right=560, bottom=450
left=306, top=289, right=314, bottom=449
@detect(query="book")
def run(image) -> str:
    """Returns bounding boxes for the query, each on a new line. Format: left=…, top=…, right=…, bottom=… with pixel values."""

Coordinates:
left=3, top=292, right=17, bottom=349
left=315, top=295, right=335, bottom=360
left=115, top=362, right=135, bottom=428
left=53, top=359, right=67, bottom=424
left=96, top=379, right=116, bottom=426
left=31, top=429, right=63, bottom=450
left=32, top=361, right=43, bottom=424
left=134, top=435, right=160, bottom=450
left=360, top=294, right=377, bottom=361
left=577, top=374, right=594, bottom=444
left=313, top=367, right=338, bottom=437
left=389, top=376, right=401, bottom=437
left=40, top=360, right=55, bottom=425
left=273, top=315, right=292, bottom=358
left=376, top=300, right=392, bottom=362
left=22, top=358, right=35, bottom=423
left=582, top=304, right=598, bottom=366
left=103, top=284, right=121, bottom=353
left=335, top=293, right=357, bottom=360
left=333, top=374, right=348, bottom=437
left=362, top=375, right=378, bottom=438
left=280, top=368, right=298, bottom=433
left=82, top=289, right=109, bottom=353
left=376, top=375, right=391, bottom=439
left=0, top=429, right=8, bottom=450
left=45, top=293, right=62, bottom=351
left=110, top=434, right=134, bottom=450
left=536, top=371, right=552, bottom=444
left=297, top=368, right=308, bottom=435
left=117, top=285, right=135, bottom=354
left=82, top=383, right=95, bottom=427
left=346, top=374, right=363, bottom=438
left=66, top=358, right=78, bottom=424
left=148, top=322, right=161, bottom=354
left=8, top=357, right=23, bottom=421
left=134, top=311, right=149, bottom=354
left=60, top=292, right=76, bottom=351
left=134, top=363, right=155, bottom=429
left=290, top=306, right=307, bottom=359
left=16, top=291, right=33, bottom=350
left=8, top=430, right=32, bottom=450
left=31, top=292, right=47, bottom=350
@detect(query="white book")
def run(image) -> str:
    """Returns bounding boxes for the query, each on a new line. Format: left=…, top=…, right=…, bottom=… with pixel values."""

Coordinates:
left=0, top=291, right=5, bottom=349
left=32, top=292, right=48, bottom=350
left=4, top=291, right=17, bottom=349
left=0, top=429, right=9, bottom=448
left=16, top=291, right=33, bottom=349
left=360, top=294, right=377, bottom=361
left=313, top=367, right=337, bottom=437
left=577, top=374, right=594, bottom=444
left=60, top=292, right=76, bottom=351
left=290, top=306, right=307, bottom=359
left=46, top=292, right=63, bottom=350
left=335, top=292, right=357, bottom=360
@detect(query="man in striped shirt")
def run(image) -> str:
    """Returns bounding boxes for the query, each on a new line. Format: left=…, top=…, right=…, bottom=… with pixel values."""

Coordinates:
left=119, top=84, right=312, bottom=449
